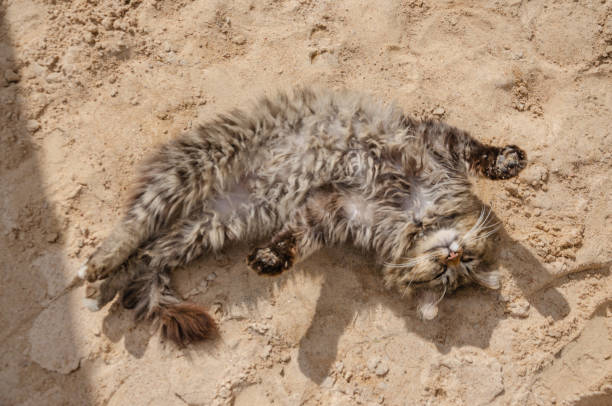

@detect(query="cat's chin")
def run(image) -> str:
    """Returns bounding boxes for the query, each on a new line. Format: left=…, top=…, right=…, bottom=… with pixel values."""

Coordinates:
left=83, top=297, right=101, bottom=312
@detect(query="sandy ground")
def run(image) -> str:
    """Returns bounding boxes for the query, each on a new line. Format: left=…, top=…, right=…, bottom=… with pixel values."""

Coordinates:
left=1, top=0, right=611, bottom=405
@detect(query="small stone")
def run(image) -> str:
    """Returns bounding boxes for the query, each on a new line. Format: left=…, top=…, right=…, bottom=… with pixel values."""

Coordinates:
left=110, top=88, right=118, bottom=97
left=367, top=356, right=381, bottom=372
left=46, top=232, right=59, bottom=243
left=102, top=17, right=115, bottom=30
left=321, top=376, right=335, bottom=388
left=432, top=107, right=445, bottom=116
left=281, top=353, right=291, bottom=362
left=248, top=323, right=269, bottom=334
left=375, top=362, right=389, bottom=376
left=46, top=72, right=63, bottom=83
left=206, top=272, right=217, bottom=281
left=508, top=300, right=530, bottom=318
left=232, top=35, right=246, bottom=45
left=26, top=120, right=41, bottom=132
left=4, top=69, right=20, bottom=83
left=84, top=31, right=95, bottom=45
left=261, top=344, right=272, bottom=359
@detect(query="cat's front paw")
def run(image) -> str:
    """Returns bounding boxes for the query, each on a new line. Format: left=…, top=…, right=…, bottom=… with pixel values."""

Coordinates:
left=247, top=244, right=295, bottom=276
left=489, top=145, right=526, bottom=180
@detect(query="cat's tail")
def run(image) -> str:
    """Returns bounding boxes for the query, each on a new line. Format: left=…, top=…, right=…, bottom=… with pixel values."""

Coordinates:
left=121, top=269, right=216, bottom=346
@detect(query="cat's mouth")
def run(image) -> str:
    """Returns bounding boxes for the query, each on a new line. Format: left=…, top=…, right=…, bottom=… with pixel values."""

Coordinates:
left=444, top=247, right=463, bottom=267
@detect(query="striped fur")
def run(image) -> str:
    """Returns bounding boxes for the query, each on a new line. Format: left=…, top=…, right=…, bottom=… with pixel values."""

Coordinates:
left=80, top=87, right=526, bottom=344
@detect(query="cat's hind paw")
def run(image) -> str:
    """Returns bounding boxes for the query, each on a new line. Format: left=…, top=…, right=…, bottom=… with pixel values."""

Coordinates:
left=83, top=279, right=118, bottom=312
left=247, top=244, right=295, bottom=276
left=489, top=145, right=527, bottom=179
left=77, top=255, right=112, bottom=282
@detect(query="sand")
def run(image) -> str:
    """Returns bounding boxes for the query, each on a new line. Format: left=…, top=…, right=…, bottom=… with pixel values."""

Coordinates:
left=1, top=0, right=611, bottom=405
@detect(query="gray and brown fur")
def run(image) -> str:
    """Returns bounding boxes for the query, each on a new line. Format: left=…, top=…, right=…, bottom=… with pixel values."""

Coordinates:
left=79, top=87, right=526, bottom=345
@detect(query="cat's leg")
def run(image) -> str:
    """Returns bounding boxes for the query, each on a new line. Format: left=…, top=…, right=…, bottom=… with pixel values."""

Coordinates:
left=421, top=121, right=527, bottom=179
left=82, top=258, right=147, bottom=312
left=79, top=144, right=218, bottom=282
left=247, top=193, right=338, bottom=276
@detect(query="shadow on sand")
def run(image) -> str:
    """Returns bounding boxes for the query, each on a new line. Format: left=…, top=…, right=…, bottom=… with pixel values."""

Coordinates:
left=0, top=4, right=93, bottom=404
left=98, top=201, right=611, bottom=387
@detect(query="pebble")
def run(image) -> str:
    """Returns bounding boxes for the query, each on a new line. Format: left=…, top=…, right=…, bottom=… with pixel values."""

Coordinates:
left=432, top=107, right=445, bottom=116
left=321, top=376, right=335, bottom=388
left=84, top=31, right=95, bottom=45
left=248, top=323, right=269, bottom=335
left=110, top=88, right=118, bottom=97
left=26, top=119, right=41, bottom=132
left=367, top=356, right=381, bottom=372
left=367, top=356, right=389, bottom=376
left=375, top=362, right=389, bottom=377
left=232, top=35, right=247, bottom=45
left=46, top=72, right=63, bottom=83
left=4, top=69, right=20, bottom=83
left=102, top=17, right=115, bottom=30
left=206, top=272, right=217, bottom=281
left=508, top=300, right=530, bottom=318
left=46, top=232, right=59, bottom=243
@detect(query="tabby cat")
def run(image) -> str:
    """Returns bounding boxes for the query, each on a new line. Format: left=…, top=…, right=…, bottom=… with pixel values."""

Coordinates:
left=78, top=87, right=526, bottom=345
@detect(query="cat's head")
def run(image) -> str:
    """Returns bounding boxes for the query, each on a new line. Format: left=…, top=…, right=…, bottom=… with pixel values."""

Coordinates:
left=385, top=208, right=500, bottom=320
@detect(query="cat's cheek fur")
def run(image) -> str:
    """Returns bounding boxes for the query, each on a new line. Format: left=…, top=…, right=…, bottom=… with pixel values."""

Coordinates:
left=471, top=269, right=501, bottom=290
left=417, top=290, right=441, bottom=320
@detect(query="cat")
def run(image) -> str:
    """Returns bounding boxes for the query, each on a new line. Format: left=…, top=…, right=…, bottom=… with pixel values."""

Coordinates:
left=78, top=87, right=526, bottom=345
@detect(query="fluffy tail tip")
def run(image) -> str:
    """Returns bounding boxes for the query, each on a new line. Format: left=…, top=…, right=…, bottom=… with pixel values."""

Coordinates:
left=159, top=303, right=217, bottom=347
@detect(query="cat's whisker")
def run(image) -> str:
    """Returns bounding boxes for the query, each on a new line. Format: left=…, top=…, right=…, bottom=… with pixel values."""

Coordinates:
left=384, top=251, right=440, bottom=268
left=434, top=283, right=447, bottom=306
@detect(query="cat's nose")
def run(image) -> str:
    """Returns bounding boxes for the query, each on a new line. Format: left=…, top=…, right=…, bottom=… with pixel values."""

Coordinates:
left=445, top=248, right=462, bottom=266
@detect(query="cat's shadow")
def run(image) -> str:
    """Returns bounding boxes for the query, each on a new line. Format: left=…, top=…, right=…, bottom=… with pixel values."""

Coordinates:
left=100, top=216, right=601, bottom=383
left=294, top=226, right=578, bottom=383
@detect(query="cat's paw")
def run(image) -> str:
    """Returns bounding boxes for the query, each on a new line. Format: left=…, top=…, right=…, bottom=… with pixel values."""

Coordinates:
left=489, top=145, right=527, bottom=179
left=78, top=253, right=112, bottom=282
left=247, top=244, right=295, bottom=276
left=83, top=279, right=118, bottom=312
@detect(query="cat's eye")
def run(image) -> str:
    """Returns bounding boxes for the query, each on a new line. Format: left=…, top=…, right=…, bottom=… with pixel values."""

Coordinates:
left=462, top=257, right=474, bottom=263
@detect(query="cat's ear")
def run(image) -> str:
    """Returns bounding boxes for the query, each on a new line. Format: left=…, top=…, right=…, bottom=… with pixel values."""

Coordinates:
left=417, top=289, right=440, bottom=320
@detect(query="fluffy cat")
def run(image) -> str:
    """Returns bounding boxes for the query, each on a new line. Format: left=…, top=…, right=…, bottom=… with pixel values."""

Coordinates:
left=78, top=87, right=526, bottom=345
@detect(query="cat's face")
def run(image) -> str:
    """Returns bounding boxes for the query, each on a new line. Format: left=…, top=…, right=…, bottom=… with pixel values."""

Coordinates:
left=386, top=209, right=500, bottom=319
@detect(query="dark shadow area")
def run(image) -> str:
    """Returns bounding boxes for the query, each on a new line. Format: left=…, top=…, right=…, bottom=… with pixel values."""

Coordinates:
left=295, top=212, right=580, bottom=383
left=99, top=204, right=588, bottom=385
left=573, top=393, right=612, bottom=406
left=93, top=170, right=608, bottom=383
left=298, top=216, right=596, bottom=382
left=0, top=5, right=93, bottom=405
